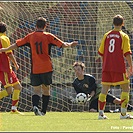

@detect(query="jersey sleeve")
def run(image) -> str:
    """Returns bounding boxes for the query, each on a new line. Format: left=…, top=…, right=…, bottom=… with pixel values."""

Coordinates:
left=122, top=34, right=132, bottom=56
left=16, top=34, right=29, bottom=47
left=87, top=76, right=97, bottom=94
left=1, top=37, right=12, bottom=54
left=48, top=33, right=63, bottom=48
left=98, top=32, right=110, bottom=56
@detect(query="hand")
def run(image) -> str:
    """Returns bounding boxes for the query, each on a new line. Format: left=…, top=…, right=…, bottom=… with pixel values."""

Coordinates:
left=87, top=94, right=92, bottom=102
left=71, top=41, right=78, bottom=47
left=69, top=96, right=77, bottom=103
left=15, top=64, right=19, bottom=70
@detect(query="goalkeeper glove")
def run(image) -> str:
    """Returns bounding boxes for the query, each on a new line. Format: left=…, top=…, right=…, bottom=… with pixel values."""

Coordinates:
left=87, top=94, right=92, bottom=102
left=69, top=96, right=77, bottom=103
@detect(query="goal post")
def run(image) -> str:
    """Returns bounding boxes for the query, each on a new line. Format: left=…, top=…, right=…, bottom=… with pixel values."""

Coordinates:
left=0, top=1, right=133, bottom=112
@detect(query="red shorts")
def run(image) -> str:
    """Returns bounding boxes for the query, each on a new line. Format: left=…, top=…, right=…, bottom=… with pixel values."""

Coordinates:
left=0, top=70, right=19, bottom=88
left=102, top=71, right=129, bottom=86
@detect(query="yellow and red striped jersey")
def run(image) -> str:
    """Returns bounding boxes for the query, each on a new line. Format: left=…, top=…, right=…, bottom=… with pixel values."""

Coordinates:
left=0, top=33, right=12, bottom=73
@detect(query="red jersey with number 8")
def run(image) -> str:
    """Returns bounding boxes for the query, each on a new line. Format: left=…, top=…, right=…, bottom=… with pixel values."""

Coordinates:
left=98, top=29, right=132, bottom=73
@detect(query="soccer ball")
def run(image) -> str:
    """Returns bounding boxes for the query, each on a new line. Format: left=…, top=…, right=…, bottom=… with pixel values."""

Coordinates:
left=76, top=93, right=87, bottom=104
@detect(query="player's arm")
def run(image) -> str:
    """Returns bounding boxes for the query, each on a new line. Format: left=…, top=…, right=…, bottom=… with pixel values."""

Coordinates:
left=86, top=77, right=97, bottom=101
left=89, top=90, right=95, bottom=97
left=62, top=41, right=78, bottom=48
left=69, top=82, right=81, bottom=103
left=125, top=54, right=133, bottom=77
left=48, top=33, right=78, bottom=48
left=7, top=52, right=19, bottom=70
left=0, top=43, right=18, bottom=53
left=123, top=34, right=133, bottom=77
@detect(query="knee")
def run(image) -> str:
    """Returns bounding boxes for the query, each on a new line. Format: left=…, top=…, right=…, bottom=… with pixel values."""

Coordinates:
left=42, top=85, right=50, bottom=95
left=13, top=83, right=22, bottom=91
left=6, top=87, right=13, bottom=95
left=33, top=87, right=42, bottom=96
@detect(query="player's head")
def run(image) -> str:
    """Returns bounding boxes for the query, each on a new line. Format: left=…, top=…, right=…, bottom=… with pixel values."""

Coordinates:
left=73, top=62, right=85, bottom=77
left=113, top=14, right=124, bottom=27
left=73, top=62, right=85, bottom=70
left=36, top=17, right=47, bottom=29
left=0, top=22, right=7, bottom=33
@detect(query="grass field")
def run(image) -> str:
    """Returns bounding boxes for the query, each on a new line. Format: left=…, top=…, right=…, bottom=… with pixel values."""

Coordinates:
left=0, top=112, right=133, bottom=132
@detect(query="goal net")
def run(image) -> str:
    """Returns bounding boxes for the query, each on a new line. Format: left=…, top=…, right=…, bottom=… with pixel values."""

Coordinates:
left=0, top=1, right=133, bottom=112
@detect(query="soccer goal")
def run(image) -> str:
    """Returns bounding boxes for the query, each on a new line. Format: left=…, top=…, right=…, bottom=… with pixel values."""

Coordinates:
left=0, top=1, right=133, bottom=112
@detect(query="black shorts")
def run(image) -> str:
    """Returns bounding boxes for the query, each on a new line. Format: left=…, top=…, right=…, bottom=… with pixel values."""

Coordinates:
left=89, top=93, right=116, bottom=111
left=30, top=71, right=53, bottom=86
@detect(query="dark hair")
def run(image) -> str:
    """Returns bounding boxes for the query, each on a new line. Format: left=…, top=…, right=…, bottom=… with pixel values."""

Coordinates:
left=113, top=14, right=123, bottom=26
left=73, top=62, right=85, bottom=70
left=36, top=17, right=47, bottom=29
left=0, top=22, right=7, bottom=33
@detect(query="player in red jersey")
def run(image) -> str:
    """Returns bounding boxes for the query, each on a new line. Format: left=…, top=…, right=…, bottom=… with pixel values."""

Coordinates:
left=98, top=14, right=133, bottom=119
left=0, top=22, right=23, bottom=115
left=0, top=17, right=78, bottom=116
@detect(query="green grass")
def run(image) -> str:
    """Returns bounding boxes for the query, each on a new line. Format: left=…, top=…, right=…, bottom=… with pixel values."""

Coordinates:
left=0, top=112, right=133, bottom=132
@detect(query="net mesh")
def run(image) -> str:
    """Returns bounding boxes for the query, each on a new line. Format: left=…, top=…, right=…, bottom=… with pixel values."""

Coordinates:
left=0, top=1, right=133, bottom=112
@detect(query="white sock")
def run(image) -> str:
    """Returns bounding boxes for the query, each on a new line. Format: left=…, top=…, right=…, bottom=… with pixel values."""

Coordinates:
left=121, top=108, right=127, bottom=115
left=99, top=110, right=104, bottom=115
left=11, top=106, right=17, bottom=110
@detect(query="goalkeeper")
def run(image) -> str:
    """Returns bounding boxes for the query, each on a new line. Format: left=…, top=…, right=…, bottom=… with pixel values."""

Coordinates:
left=71, top=62, right=133, bottom=112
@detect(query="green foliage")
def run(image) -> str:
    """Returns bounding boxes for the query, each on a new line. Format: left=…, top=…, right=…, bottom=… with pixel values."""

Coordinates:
left=0, top=112, right=133, bottom=132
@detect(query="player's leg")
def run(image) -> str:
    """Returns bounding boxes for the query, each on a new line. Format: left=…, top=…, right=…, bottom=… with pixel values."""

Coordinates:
left=40, top=71, right=52, bottom=115
left=98, top=84, right=110, bottom=119
left=10, top=71, right=22, bottom=110
left=127, top=104, right=133, bottom=111
left=107, top=93, right=133, bottom=111
left=106, top=93, right=120, bottom=112
left=89, top=98, right=98, bottom=112
left=98, top=71, right=112, bottom=119
left=0, top=72, right=12, bottom=99
left=0, top=86, right=11, bottom=99
left=11, top=82, right=23, bottom=114
left=5, top=71, right=24, bottom=114
left=41, top=84, right=50, bottom=115
left=32, top=85, right=42, bottom=116
left=120, top=82, right=133, bottom=119
left=30, top=73, right=42, bottom=116
left=106, top=93, right=118, bottom=104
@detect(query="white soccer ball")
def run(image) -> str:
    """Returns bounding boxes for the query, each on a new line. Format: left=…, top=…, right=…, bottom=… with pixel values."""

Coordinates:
left=76, top=93, right=87, bottom=104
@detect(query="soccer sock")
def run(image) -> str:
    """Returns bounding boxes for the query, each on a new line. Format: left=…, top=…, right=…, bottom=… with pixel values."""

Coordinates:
left=120, top=92, right=129, bottom=115
left=98, top=93, right=106, bottom=115
left=41, top=95, right=50, bottom=114
left=32, top=94, right=40, bottom=107
left=12, top=89, right=20, bottom=110
left=0, top=90, right=8, bottom=99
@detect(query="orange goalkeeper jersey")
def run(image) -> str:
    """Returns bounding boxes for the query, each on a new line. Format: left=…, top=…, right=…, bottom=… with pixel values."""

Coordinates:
left=16, top=31, right=63, bottom=74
